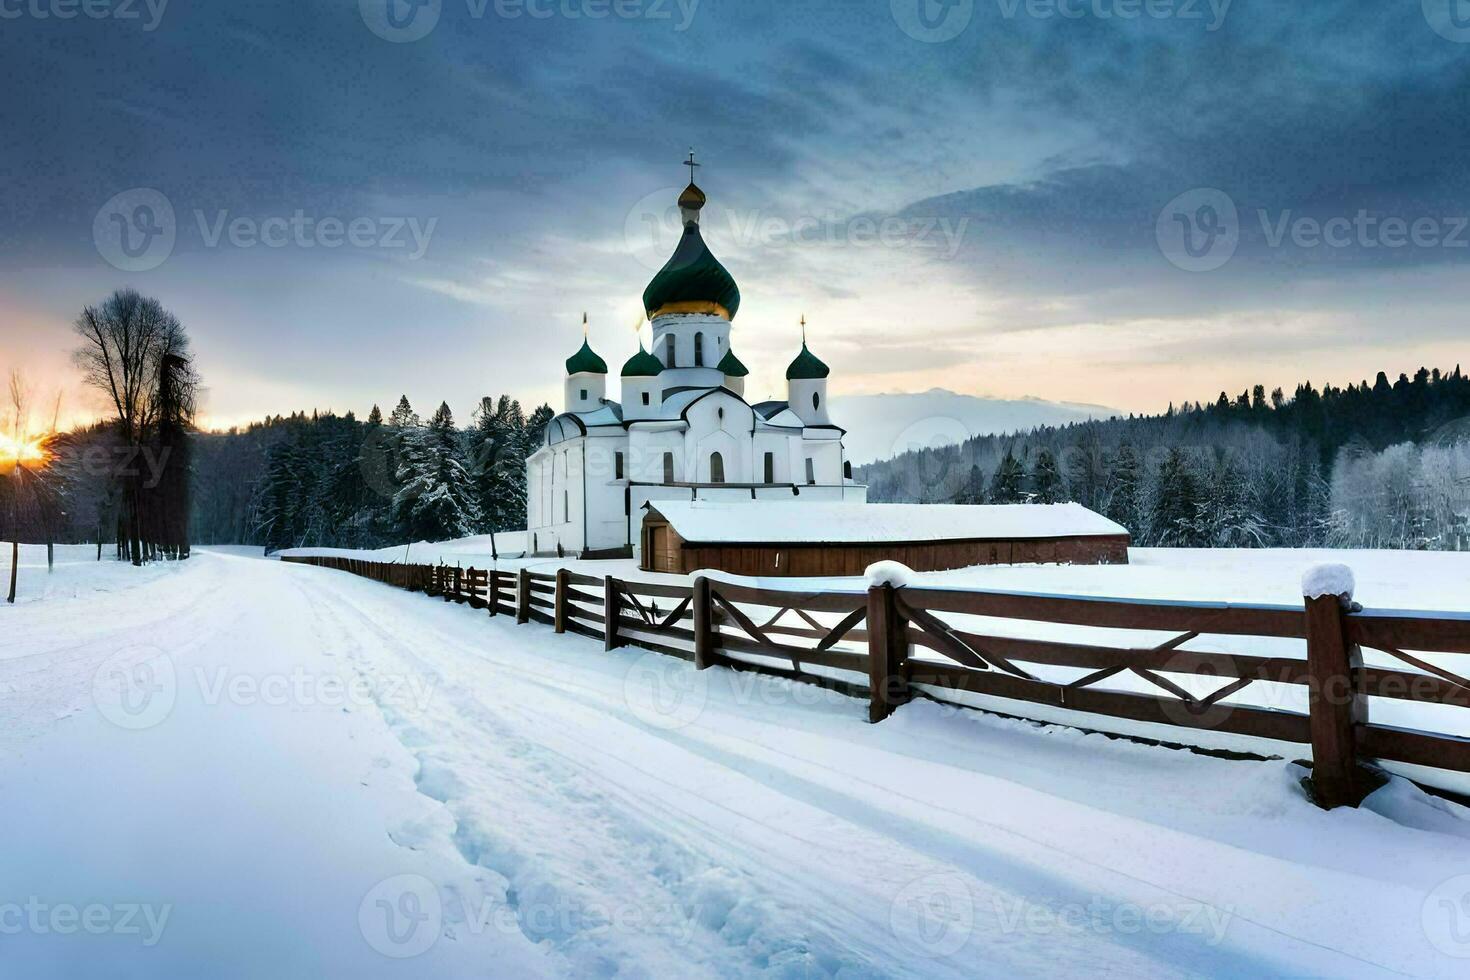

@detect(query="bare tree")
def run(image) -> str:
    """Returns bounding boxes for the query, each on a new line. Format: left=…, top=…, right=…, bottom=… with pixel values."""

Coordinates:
left=72, top=289, right=197, bottom=565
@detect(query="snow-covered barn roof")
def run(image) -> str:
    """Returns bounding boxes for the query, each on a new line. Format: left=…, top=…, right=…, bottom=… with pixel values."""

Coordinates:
left=643, top=501, right=1129, bottom=545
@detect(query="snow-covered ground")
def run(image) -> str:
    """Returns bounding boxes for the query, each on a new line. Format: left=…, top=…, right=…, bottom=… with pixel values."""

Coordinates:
left=5, top=545, right=1470, bottom=976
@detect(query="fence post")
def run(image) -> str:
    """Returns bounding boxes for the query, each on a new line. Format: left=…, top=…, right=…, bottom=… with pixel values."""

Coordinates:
left=488, top=570, right=499, bottom=617
left=866, top=584, right=908, bottom=723
left=554, top=568, right=569, bottom=634
left=517, top=569, right=531, bottom=624
left=604, top=576, right=621, bottom=651
left=1303, top=590, right=1370, bottom=809
left=693, top=576, right=713, bottom=669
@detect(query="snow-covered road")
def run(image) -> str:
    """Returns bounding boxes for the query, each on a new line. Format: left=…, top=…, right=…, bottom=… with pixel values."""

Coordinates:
left=3, top=547, right=1469, bottom=977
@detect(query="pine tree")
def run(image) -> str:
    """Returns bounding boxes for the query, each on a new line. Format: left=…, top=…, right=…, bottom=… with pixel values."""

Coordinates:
left=1151, top=448, right=1201, bottom=547
left=1030, top=448, right=1064, bottom=504
left=1104, top=444, right=1141, bottom=533
left=988, top=448, right=1025, bottom=503
left=391, top=402, right=482, bottom=541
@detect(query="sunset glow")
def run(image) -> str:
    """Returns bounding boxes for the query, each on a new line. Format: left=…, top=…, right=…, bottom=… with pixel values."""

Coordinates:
left=0, top=433, right=49, bottom=467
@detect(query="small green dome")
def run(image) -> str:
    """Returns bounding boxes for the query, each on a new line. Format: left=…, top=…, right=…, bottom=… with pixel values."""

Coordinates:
left=642, top=221, right=741, bottom=320
left=717, top=347, right=749, bottom=378
left=565, top=339, right=607, bottom=375
left=621, top=343, right=663, bottom=378
left=786, top=343, right=829, bottom=380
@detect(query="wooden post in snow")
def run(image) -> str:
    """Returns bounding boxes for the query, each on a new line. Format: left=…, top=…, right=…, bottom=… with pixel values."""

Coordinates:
left=1304, top=590, right=1370, bottom=808
left=516, top=568, right=531, bottom=624
left=603, top=576, right=621, bottom=651
left=554, top=568, right=569, bottom=634
left=865, top=583, right=908, bottom=723
left=692, top=576, right=713, bottom=669
left=487, top=570, right=499, bottom=616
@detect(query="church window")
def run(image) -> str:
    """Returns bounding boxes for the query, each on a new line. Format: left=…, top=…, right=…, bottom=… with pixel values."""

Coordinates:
left=563, top=489, right=569, bottom=520
left=844, top=460, right=853, bottom=480
left=665, top=334, right=676, bottom=367
left=812, top=392, right=820, bottom=411
left=694, top=332, right=705, bottom=367
left=663, top=452, right=675, bottom=483
left=641, top=392, right=650, bottom=406
left=710, top=452, right=726, bottom=484
left=805, top=457, right=816, bottom=485
left=615, top=452, right=624, bottom=480
left=580, top=388, right=587, bottom=401
left=763, top=452, right=775, bottom=483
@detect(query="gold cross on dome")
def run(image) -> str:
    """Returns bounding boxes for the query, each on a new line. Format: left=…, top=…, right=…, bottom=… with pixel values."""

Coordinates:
left=685, top=148, right=700, bottom=184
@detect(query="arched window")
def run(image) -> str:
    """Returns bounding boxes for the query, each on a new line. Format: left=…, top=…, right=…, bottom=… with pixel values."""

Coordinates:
left=812, top=391, right=820, bottom=411
left=694, top=332, right=704, bottom=367
left=664, top=334, right=676, bottom=367
left=710, top=452, right=725, bottom=484
left=663, top=452, right=675, bottom=484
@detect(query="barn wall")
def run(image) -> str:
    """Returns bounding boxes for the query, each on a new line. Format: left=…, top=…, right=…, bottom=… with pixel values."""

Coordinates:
left=668, top=534, right=1130, bottom=576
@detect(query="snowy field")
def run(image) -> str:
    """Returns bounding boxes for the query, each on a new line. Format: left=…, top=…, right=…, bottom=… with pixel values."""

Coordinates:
left=4, top=544, right=1470, bottom=976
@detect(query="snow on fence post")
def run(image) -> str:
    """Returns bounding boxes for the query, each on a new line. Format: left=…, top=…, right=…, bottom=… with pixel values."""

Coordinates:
left=554, top=568, right=569, bottom=634
left=604, top=576, right=621, bottom=651
left=517, top=568, right=531, bottom=624
left=1302, top=565, right=1371, bottom=809
left=692, top=576, right=713, bottom=670
left=865, top=583, right=908, bottom=723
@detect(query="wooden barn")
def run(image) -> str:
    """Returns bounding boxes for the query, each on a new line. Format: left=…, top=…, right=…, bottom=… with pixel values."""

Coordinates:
left=639, top=501, right=1130, bottom=576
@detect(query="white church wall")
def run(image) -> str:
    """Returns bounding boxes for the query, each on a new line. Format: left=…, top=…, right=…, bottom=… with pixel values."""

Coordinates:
left=685, top=392, right=754, bottom=483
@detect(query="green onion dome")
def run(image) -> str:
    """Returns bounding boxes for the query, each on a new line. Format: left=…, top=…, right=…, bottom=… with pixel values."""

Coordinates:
left=785, top=342, right=830, bottom=380
left=621, top=343, right=664, bottom=378
left=565, top=339, right=607, bottom=375
left=717, top=347, right=749, bottom=378
left=642, top=187, right=741, bottom=321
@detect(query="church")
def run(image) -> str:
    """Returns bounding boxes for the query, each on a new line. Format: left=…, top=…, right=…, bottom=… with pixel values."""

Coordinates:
left=525, top=163, right=868, bottom=559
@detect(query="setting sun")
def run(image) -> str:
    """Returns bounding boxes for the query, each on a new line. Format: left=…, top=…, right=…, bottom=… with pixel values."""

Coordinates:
left=0, top=433, right=48, bottom=466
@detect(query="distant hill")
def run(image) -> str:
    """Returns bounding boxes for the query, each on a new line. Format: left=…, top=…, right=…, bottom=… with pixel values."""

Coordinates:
left=831, top=389, right=1122, bottom=465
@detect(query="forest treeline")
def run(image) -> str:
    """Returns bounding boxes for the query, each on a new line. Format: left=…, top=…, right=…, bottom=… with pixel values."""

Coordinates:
left=857, top=366, right=1470, bottom=550
left=190, top=394, right=553, bottom=553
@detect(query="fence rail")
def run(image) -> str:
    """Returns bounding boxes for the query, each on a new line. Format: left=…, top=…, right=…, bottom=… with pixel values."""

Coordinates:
left=280, top=554, right=1470, bottom=809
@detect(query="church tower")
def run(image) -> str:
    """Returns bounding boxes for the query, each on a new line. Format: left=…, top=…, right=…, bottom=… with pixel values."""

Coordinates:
left=563, top=314, right=607, bottom=414
left=786, top=316, right=831, bottom=426
left=642, top=152, right=739, bottom=390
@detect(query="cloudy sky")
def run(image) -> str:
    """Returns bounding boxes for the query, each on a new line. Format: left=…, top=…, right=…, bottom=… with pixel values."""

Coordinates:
left=4, top=0, right=1470, bottom=430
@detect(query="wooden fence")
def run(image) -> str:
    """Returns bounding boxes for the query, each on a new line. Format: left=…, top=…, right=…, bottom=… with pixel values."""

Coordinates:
left=280, top=555, right=1470, bottom=809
